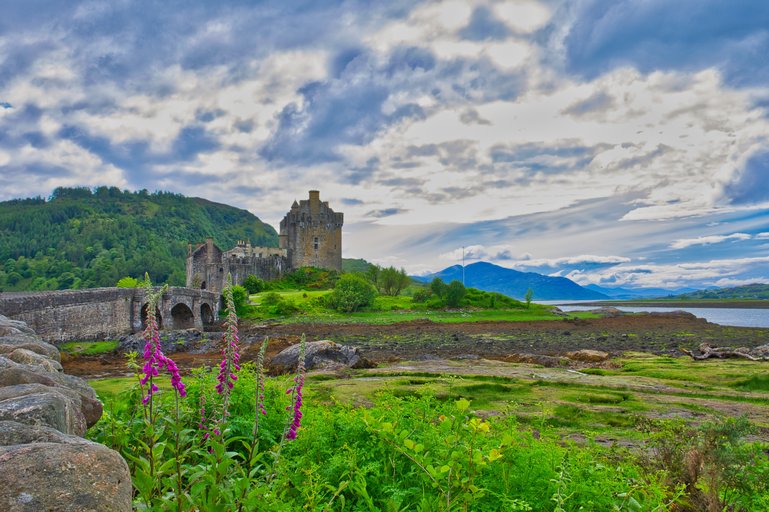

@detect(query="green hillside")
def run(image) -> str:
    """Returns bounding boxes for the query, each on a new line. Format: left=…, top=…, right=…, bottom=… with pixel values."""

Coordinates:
left=341, top=257, right=373, bottom=274
left=675, top=283, right=769, bottom=300
left=0, top=186, right=278, bottom=291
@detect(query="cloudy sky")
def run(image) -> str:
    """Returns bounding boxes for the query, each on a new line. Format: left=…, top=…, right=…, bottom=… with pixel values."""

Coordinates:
left=2, top=0, right=769, bottom=290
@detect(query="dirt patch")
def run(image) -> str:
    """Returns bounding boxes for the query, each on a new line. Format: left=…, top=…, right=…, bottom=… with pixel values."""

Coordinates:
left=62, top=314, right=769, bottom=378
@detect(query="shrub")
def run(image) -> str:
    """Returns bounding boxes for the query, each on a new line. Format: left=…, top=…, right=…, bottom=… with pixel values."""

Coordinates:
left=326, top=274, right=377, bottom=312
left=445, top=280, right=466, bottom=307
left=243, top=275, right=267, bottom=294
left=116, top=276, right=140, bottom=288
left=430, top=277, right=447, bottom=299
left=411, top=289, right=432, bottom=303
left=230, top=285, right=250, bottom=316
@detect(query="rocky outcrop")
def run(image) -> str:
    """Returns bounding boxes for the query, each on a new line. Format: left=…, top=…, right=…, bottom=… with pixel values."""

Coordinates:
left=0, top=314, right=131, bottom=512
left=270, top=339, right=372, bottom=374
left=565, top=349, right=610, bottom=363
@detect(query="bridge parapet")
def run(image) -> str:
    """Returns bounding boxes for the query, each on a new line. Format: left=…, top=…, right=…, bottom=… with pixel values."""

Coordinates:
left=0, top=287, right=220, bottom=343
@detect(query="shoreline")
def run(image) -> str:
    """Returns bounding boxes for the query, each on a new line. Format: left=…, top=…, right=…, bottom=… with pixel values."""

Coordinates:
left=556, top=300, right=769, bottom=309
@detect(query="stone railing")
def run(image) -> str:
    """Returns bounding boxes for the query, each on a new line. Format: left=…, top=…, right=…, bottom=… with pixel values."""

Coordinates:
left=0, top=314, right=131, bottom=511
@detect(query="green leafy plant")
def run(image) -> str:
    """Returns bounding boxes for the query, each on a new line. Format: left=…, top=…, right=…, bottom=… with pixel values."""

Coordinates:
left=326, top=274, right=377, bottom=312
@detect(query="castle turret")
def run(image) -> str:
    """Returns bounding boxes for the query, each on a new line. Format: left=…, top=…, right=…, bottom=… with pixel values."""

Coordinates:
left=279, top=190, right=343, bottom=271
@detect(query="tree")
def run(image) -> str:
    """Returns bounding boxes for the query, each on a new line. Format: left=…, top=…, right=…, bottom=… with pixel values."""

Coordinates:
left=524, top=288, right=533, bottom=309
left=230, top=285, right=250, bottom=316
left=379, top=266, right=410, bottom=296
left=116, top=276, right=140, bottom=288
left=430, top=277, right=447, bottom=299
left=243, top=275, right=267, bottom=294
left=326, top=274, right=377, bottom=312
left=445, top=280, right=466, bottom=307
left=365, top=264, right=380, bottom=288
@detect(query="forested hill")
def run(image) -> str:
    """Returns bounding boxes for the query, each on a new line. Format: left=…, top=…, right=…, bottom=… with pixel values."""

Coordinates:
left=672, top=283, right=769, bottom=300
left=0, top=186, right=278, bottom=291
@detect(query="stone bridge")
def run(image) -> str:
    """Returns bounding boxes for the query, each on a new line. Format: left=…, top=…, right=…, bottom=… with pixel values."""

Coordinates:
left=0, top=287, right=220, bottom=343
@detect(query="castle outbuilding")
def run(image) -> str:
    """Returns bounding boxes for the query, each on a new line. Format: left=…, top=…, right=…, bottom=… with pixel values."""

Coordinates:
left=186, top=190, right=343, bottom=294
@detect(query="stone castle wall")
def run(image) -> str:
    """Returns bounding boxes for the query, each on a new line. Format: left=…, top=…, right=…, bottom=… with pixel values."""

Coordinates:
left=224, top=254, right=288, bottom=286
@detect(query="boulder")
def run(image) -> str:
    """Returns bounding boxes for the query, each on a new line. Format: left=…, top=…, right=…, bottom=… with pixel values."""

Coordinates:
left=0, top=335, right=61, bottom=362
left=0, top=383, right=100, bottom=430
left=270, top=340, right=372, bottom=374
left=0, top=442, right=132, bottom=512
left=0, top=420, right=90, bottom=446
left=565, top=349, right=610, bottom=363
left=0, top=389, right=86, bottom=436
left=0, top=316, right=129, bottom=511
left=0, top=325, right=25, bottom=337
left=6, top=348, right=63, bottom=372
left=0, top=368, right=101, bottom=428
left=586, top=307, right=624, bottom=318
left=503, top=353, right=568, bottom=367
left=0, top=315, right=37, bottom=336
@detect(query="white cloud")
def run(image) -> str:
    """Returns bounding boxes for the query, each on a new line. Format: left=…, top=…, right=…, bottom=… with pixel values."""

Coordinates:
left=510, top=254, right=632, bottom=268
left=712, top=277, right=769, bottom=287
left=565, top=256, right=769, bottom=289
left=670, top=233, right=752, bottom=249
left=493, top=1, right=551, bottom=33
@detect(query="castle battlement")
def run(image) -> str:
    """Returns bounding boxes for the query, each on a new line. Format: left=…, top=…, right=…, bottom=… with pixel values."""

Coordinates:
left=186, top=191, right=342, bottom=294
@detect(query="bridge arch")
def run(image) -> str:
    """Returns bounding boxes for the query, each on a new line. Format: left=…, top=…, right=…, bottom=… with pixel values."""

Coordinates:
left=170, top=303, right=195, bottom=330
left=200, top=303, right=214, bottom=326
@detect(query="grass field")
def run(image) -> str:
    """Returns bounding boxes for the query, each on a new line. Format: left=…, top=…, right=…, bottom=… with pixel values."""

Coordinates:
left=246, top=288, right=598, bottom=324
left=90, top=353, right=769, bottom=439
left=59, top=340, right=119, bottom=355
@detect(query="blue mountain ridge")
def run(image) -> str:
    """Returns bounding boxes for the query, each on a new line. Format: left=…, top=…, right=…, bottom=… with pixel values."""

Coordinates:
left=584, top=284, right=699, bottom=299
left=414, top=261, right=609, bottom=301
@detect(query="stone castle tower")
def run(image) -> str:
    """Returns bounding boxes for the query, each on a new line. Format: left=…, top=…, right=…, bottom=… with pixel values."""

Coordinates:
left=279, top=190, right=343, bottom=272
left=186, top=190, right=343, bottom=294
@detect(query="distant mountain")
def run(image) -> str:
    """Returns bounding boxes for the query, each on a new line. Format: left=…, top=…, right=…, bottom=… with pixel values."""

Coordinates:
left=0, top=186, right=277, bottom=291
left=584, top=284, right=699, bottom=299
left=671, top=283, right=769, bottom=300
left=415, top=261, right=609, bottom=301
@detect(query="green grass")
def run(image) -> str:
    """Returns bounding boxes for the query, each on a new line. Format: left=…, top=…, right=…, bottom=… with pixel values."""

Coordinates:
left=90, top=376, right=137, bottom=399
left=244, top=287, right=600, bottom=323
left=734, top=375, right=769, bottom=392
left=59, top=340, right=119, bottom=355
left=249, top=289, right=331, bottom=304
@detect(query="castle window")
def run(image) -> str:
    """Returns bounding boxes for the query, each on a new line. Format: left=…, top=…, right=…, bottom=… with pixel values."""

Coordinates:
left=313, top=236, right=319, bottom=250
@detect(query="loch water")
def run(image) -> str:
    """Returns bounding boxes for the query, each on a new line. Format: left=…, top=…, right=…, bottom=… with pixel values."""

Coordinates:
left=554, top=304, right=769, bottom=328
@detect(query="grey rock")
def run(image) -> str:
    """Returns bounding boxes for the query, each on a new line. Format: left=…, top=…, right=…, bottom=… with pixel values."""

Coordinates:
left=6, top=348, right=63, bottom=372
left=0, top=389, right=86, bottom=436
left=0, top=367, right=101, bottom=428
left=0, top=365, right=59, bottom=388
left=118, top=328, right=206, bottom=354
left=0, top=363, right=98, bottom=399
left=270, top=340, right=372, bottom=374
left=0, top=325, right=25, bottom=337
left=0, top=335, right=60, bottom=362
left=0, top=420, right=91, bottom=446
left=504, top=353, right=568, bottom=367
left=565, top=349, right=610, bottom=362
left=0, top=315, right=37, bottom=336
left=0, top=383, right=100, bottom=430
left=0, top=442, right=132, bottom=512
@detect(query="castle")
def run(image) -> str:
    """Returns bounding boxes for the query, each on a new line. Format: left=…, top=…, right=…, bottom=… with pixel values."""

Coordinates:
left=186, top=190, right=343, bottom=294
